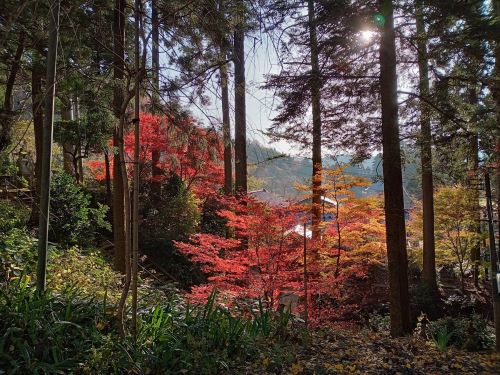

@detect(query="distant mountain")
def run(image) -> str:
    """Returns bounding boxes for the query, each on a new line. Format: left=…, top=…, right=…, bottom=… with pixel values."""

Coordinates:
left=247, top=141, right=420, bottom=206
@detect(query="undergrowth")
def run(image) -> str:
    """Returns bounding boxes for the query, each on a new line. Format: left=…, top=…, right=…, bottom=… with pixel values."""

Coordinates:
left=0, top=230, right=296, bottom=375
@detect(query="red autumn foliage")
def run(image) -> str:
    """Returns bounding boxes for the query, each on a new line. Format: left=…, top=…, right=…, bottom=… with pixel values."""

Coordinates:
left=177, top=190, right=388, bottom=326
left=175, top=196, right=305, bottom=307
left=88, top=112, right=224, bottom=197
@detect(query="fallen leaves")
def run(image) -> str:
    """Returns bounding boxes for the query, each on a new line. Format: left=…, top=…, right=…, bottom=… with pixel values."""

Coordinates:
left=234, top=327, right=499, bottom=374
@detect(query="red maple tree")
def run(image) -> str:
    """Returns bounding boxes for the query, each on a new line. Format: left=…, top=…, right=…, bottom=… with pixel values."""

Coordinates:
left=176, top=196, right=305, bottom=309
left=88, top=112, right=224, bottom=197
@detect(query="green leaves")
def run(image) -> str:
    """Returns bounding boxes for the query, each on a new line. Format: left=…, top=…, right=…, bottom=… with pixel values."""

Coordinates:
left=49, top=172, right=110, bottom=247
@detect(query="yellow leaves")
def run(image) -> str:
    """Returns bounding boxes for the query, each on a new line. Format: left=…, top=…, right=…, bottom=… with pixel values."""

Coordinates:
left=323, top=362, right=357, bottom=374
left=248, top=328, right=499, bottom=375
left=450, top=362, right=464, bottom=370
left=333, top=363, right=345, bottom=372
left=261, top=354, right=270, bottom=368
left=287, top=362, right=303, bottom=375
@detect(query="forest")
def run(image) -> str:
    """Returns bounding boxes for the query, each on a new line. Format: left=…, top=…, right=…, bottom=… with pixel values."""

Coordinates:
left=0, top=0, right=499, bottom=374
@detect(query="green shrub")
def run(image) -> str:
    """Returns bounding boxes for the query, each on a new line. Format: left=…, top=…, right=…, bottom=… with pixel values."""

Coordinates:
left=0, top=201, right=29, bottom=235
left=429, top=315, right=494, bottom=351
left=0, top=151, right=18, bottom=175
left=414, top=282, right=439, bottom=318
left=84, top=290, right=294, bottom=374
left=0, top=277, right=107, bottom=374
left=133, top=290, right=293, bottom=374
left=49, top=172, right=110, bottom=246
left=0, top=228, right=37, bottom=281
left=140, top=174, right=203, bottom=287
left=368, top=313, right=390, bottom=332
left=48, top=247, right=121, bottom=301
left=431, top=324, right=454, bottom=351
left=0, top=279, right=295, bottom=375
left=141, top=173, right=200, bottom=243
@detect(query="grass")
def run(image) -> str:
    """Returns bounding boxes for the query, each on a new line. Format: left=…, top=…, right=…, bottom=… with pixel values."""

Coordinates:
left=0, top=262, right=296, bottom=374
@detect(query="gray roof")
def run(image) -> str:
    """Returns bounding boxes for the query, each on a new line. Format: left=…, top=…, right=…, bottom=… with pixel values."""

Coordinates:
left=297, top=196, right=337, bottom=206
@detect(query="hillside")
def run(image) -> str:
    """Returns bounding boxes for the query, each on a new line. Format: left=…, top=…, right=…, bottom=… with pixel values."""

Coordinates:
left=247, top=141, right=419, bottom=204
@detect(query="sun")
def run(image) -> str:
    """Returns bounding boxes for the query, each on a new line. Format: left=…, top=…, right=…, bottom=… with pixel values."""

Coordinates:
left=359, top=30, right=375, bottom=43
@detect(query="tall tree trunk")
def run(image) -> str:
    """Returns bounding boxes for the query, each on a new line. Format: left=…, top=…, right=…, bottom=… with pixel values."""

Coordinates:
left=36, top=0, right=60, bottom=293
left=30, top=54, right=44, bottom=223
left=468, top=117, right=480, bottom=288
left=131, top=0, right=141, bottom=341
left=73, top=95, right=84, bottom=183
left=379, top=0, right=411, bottom=337
left=233, top=1, right=247, bottom=194
left=104, top=150, right=112, bottom=208
left=0, top=31, right=24, bottom=152
left=61, top=100, right=74, bottom=175
left=116, top=113, right=131, bottom=337
left=485, top=173, right=500, bottom=352
left=491, top=0, right=500, bottom=351
left=415, top=0, right=437, bottom=297
left=151, top=0, right=161, bottom=196
left=112, top=0, right=127, bottom=274
left=221, top=61, right=232, bottom=195
left=307, top=0, right=323, bottom=242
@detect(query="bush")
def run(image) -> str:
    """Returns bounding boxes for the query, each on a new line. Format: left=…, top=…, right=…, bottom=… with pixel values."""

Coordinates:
left=86, top=290, right=294, bottom=374
left=428, top=315, right=494, bottom=351
left=0, top=228, right=37, bottom=281
left=0, top=201, right=29, bottom=235
left=414, top=282, right=439, bottom=319
left=443, top=293, right=478, bottom=316
left=199, top=195, right=227, bottom=236
left=48, top=247, right=121, bottom=301
left=367, top=313, right=390, bottom=332
left=0, top=151, right=18, bottom=175
left=140, top=174, right=202, bottom=286
left=49, top=172, right=110, bottom=246
left=0, top=279, right=295, bottom=374
left=141, top=173, right=200, bottom=243
left=0, top=277, right=107, bottom=374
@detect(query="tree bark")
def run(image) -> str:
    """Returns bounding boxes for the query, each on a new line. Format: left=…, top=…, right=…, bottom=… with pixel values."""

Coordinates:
left=415, top=0, right=437, bottom=296
left=36, top=0, right=60, bottom=293
left=221, top=61, right=232, bottom=195
left=73, top=95, right=84, bottom=183
left=379, top=0, right=411, bottom=337
left=60, top=100, right=74, bottom=175
left=131, top=0, right=141, bottom=341
left=491, top=0, right=500, bottom=352
left=233, top=1, right=247, bottom=194
left=485, top=173, right=500, bottom=352
left=116, top=113, right=131, bottom=337
left=30, top=54, right=44, bottom=224
left=104, top=150, right=112, bottom=208
left=307, top=0, right=323, bottom=242
left=112, top=0, right=127, bottom=274
left=0, top=31, right=24, bottom=151
left=151, top=0, right=161, bottom=196
left=468, top=124, right=480, bottom=287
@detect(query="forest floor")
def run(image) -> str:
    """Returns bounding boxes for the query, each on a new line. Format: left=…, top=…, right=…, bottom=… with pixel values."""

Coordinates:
left=235, top=328, right=500, bottom=374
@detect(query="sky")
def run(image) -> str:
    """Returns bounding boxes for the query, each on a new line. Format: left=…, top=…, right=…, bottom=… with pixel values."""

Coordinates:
left=189, top=29, right=379, bottom=159
left=189, top=34, right=297, bottom=155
